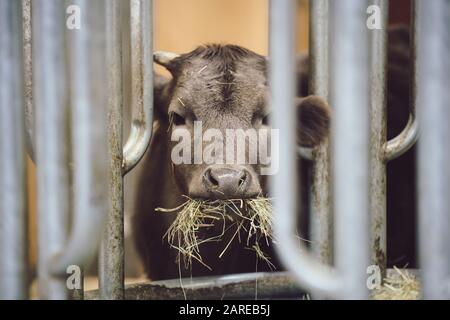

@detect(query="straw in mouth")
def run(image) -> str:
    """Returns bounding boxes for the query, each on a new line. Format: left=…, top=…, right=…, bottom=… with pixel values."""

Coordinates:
left=156, top=196, right=275, bottom=272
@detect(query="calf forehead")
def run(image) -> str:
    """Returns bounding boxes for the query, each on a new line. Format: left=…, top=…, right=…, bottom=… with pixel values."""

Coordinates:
left=175, top=56, right=267, bottom=121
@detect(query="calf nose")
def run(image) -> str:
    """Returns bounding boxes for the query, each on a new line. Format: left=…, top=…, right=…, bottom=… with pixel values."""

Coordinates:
left=203, top=166, right=250, bottom=198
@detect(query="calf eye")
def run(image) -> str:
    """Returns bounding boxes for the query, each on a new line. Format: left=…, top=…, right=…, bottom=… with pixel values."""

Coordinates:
left=252, top=111, right=270, bottom=127
left=171, top=112, right=186, bottom=126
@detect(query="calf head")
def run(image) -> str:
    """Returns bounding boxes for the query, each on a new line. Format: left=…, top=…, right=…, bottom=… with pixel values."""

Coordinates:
left=154, top=45, right=330, bottom=200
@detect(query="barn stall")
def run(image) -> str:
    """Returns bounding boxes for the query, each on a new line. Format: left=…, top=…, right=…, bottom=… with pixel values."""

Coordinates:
left=0, top=0, right=449, bottom=300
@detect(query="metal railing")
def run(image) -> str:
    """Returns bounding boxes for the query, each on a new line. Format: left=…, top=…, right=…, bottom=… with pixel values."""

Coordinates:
left=304, top=0, right=419, bottom=277
left=0, top=0, right=449, bottom=300
left=271, top=0, right=428, bottom=299
left=0, top=0, right=153, bottom=300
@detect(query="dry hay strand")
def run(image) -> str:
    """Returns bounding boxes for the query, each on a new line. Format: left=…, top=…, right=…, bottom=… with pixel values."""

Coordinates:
left=372, top=267, right=420, bottom=300
left=156, top=196, right=274, bottom=271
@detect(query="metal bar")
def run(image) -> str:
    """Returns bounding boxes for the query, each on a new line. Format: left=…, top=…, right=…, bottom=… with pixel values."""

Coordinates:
left=0, top=0, right=29, bottom=300
left=270, top=0, right=340, bottom=298
left=122, top=0, right=154, bottom=174
left=384, top=115, right=418, bottom=161
left=22, top=0, right=35, bottom=162
left=384, top=1, right=419, bottom=163
left=308, top=0, right=332, bottom=265
left=99, top=0, right=125, bottom=300
left=49, top=0, right=109, bottom=279
left=309, top=0, right=329, bottom=107
left=33, top=0, right=70, bottom=299
left=369, top=0, right=388, bottom=273
left=331, top=0, right=370, bottom=299
left=99, top=0, right=153, bottom=299
left=417, top=0, right=450, bottom=300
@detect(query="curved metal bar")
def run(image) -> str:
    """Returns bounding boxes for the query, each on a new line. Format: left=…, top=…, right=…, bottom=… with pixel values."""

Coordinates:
left=270, top=0, right=341, bottom=298
left=122, top=0, right=153, bottom=174
left=384, top=114, right=418, bottom=161
left=272, top=0, right=371, bottom=299
left=49, top=0, right=109, bottom=277
left=384, top=3, right=419, bottom=163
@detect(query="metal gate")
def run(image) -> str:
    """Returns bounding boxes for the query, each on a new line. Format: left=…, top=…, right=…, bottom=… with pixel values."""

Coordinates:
left=0, top=0, right=449, bottom=300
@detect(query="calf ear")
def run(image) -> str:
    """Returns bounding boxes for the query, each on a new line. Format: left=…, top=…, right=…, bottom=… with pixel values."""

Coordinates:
left=154, top=51, right=180, bottom=72
left=296, top=95, right=331, bottom=147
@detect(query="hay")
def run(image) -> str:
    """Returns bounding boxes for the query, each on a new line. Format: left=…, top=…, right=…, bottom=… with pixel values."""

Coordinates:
left=156, top=196, right=274, bottom=271
left=372, top=267, right=420, bottom=300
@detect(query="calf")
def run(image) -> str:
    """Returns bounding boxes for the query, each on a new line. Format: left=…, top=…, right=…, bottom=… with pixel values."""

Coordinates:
left=133, top=44, right=330, bottom=280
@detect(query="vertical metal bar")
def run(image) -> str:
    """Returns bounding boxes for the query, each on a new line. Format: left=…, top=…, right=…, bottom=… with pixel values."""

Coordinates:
left=331, top=0, right=370, bottom=299
left=33, top=0, right=70, bottom=299
left=99, top=0, right=153, bottom=299
left=369, top=0, right=388, bottom=273
left=100, top=0, right=124, bottom=300
left=309, top=0, right=333, bottom=265
left=417, top=0, right=450, bottom=300
left=270, top=0, right=299, bottom=284
left=270, top=0, right=298, bottom=278
left=22, top=0, right=34, bottom=160
left=0, top=0, right=29, bottom=300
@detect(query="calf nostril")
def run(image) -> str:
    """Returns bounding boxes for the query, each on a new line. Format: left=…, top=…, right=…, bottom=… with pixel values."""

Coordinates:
left=205, top=169, right=219, bottom=187
left=203, top=167, right=253, bottom=197
left=238, top=171, right=247, bottom=189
